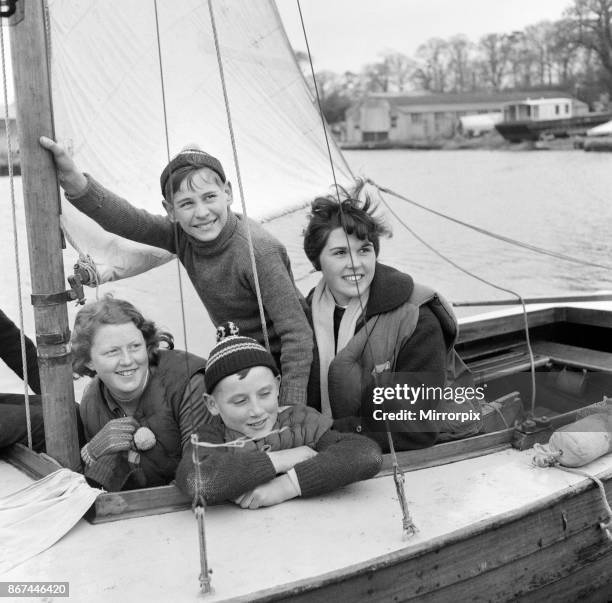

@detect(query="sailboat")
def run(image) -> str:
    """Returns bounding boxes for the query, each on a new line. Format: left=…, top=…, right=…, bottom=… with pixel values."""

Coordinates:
left=2, top=1, right=612, bottom=601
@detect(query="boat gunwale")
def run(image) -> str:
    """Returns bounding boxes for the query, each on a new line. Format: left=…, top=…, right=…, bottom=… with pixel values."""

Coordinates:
left=223, top=460, right=612, bottom=602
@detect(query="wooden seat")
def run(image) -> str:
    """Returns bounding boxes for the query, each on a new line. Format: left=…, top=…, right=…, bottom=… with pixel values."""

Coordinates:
left=466, top=347, right=550, bottom=383
left=531, top=342, right=612, bottom=373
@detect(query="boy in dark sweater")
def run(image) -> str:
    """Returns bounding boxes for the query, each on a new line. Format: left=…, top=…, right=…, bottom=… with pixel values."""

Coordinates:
left=39, top=137, right=313, bottom=406
left=175, top=323, right=382, bottom=509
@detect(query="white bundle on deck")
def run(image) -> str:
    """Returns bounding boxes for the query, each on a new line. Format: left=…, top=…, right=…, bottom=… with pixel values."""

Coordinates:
left=0, top=469, right=100, bottom=573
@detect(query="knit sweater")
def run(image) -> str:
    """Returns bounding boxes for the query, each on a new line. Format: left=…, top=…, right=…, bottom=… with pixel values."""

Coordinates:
left=66, top=176, right=313, bottom=405
left=0, top=309, right=40, bottom=394
left=175, top=405, right=382, bottom=504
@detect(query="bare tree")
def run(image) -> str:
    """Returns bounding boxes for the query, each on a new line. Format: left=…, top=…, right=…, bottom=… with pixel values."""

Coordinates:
left=447, top=35, right=474, bottom=91
left=380, top=51, right=417, bottom=92
left=477, top=33, right=514, bottom=89
left=524, top=22, right=557, bottom=85
left=565, top=0, right=612, bottom=92
left=549, top=19, right=582, bottom=85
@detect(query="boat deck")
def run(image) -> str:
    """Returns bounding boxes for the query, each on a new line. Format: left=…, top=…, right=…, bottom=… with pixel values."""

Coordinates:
left=3, top=448, right=612, bottom=602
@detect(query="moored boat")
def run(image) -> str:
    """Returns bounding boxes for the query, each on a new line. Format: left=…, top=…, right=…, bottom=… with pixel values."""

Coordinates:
left=495, top=97, right=612, bottom=143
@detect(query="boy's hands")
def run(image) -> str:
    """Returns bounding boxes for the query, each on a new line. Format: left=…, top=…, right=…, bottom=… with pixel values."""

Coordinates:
left=39, top=136, right=88, bottom=196
left=233, top=474, right=299, bottom=509
left=266, top=445, right=317, bottom=474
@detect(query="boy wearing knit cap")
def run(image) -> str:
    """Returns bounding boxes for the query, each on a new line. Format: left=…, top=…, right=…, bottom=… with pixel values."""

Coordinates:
left=175, top=323, right=382, bottom=509
left=39, top=138, right=314, bottom=406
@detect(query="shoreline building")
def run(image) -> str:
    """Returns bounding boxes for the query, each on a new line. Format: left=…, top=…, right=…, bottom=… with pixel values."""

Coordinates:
left=344, top=90, right=577, bottom=144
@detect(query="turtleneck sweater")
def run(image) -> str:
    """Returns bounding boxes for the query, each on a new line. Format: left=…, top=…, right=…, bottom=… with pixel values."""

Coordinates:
left=66, top=175, right=313, bottom=405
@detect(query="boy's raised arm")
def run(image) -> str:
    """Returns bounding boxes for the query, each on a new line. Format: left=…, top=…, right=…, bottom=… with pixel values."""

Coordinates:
left=40, top=136, right=175, bottom=252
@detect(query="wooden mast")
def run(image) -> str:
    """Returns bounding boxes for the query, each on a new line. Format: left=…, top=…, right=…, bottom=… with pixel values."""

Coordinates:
left=9, top=0, right=80, bottom=469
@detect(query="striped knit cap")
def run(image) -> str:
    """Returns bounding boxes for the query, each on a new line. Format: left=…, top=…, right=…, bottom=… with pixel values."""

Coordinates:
left=204, top=322, right=279, bottom=394
left=160, top=147, right=226, bottom=198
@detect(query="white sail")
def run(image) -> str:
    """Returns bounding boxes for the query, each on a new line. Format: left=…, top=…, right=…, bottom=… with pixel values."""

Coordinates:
left=48, top=0, right=352, bottom=282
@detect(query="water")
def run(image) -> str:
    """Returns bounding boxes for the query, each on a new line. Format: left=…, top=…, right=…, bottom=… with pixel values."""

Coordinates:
left=2, top=149, right=612, bottom=392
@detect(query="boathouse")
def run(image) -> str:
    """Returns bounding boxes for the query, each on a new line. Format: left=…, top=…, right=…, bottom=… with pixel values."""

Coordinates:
left=344, top=90, right=576, bottom=145
left=501, top=97, right=588, bottom=122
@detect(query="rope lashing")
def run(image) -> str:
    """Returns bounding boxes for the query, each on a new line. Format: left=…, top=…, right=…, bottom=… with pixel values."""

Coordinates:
left=188, top=425, right=290, bottom=594
left=386, top=430, right=418, bottom=539
left=0, top=19, right=33, bottom=449
left=191, top=434, right=212, bottom=595
left=532, top=444, right=612, bottom=541
left=191, top=426, right=289, bottom=449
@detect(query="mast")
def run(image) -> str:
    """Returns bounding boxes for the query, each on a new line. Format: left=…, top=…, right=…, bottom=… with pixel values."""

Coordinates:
left=9, top=0, right=80, bottom=469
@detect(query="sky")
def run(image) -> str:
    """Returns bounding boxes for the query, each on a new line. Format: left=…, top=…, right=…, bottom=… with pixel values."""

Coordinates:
left=276, top=0, right=571, bottom=73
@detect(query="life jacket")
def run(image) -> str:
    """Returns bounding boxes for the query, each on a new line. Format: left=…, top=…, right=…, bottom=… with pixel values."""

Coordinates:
left=327, top=283, right=481, bottom=440
left=223, top=405, right=333, bottom=453
left=80, top=350, right=206, bottom=487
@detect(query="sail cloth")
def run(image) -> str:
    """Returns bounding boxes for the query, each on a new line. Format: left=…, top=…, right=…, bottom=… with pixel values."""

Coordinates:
left=0, top=469, right=100, bottom=573
left=48, top=0, right=353, bottom=283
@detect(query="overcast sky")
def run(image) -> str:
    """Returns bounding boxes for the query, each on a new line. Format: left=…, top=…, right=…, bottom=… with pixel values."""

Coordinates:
left=276, top=0, right=571, bottom=73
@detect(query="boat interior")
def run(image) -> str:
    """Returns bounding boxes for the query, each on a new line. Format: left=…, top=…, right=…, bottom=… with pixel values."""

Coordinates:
left=3, top=304, right=612, bottom=523
left=458, top=305, right=612, bottom=419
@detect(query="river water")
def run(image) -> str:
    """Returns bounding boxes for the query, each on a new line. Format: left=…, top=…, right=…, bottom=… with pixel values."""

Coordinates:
left=2, top=148, right=612, bottom=392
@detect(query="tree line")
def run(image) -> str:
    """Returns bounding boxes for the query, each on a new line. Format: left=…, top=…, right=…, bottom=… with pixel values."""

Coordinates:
left=296, top=0, right=612, bottom=124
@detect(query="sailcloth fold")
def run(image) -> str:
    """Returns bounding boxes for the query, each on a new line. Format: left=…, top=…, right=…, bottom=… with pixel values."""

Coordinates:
left=48, top=0, right=352, bottom=283
left=0, top=469, right=101, bottom=574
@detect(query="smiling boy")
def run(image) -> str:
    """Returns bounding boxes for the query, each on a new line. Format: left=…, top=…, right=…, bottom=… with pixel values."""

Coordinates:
left=40, top=138, right=313, bottom=406
left=175, top=323, right=382, bottom=509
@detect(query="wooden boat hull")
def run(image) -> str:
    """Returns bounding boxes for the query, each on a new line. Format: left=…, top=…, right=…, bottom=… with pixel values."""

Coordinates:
left=3, top=448, right=612, bottom=602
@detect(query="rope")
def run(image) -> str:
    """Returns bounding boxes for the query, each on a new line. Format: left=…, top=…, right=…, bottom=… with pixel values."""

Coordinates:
left=377, top=191, right=538, bottom=415
left=206, top=0, right=270, bottom=352
left=532, top=446, right=612, bottom=541
left=152, top=3, right=210, bottom=592
left=191, top=426, right=289, bottom=449
left=384, top=420, right=418, bottom=539
left=369, top=179, right=612, bottom=272
left=0, top=21, right=33, bottom=449
left=297, top=0, right=415, bottom=538
left=190, top=434, right=212, bottom=594
left=152, top=0, right=201, bottom=434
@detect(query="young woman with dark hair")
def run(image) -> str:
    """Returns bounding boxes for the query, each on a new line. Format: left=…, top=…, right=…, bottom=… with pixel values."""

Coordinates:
left=303, top=183, right=461, bottom=452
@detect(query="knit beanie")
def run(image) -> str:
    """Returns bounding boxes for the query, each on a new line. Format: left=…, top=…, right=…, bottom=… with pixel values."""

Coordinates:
left=204, top=322, right=279, bottom=394
left=160, top=147, right=226, bottom=197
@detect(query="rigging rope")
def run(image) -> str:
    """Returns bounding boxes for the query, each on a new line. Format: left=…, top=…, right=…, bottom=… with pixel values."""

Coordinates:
left=0, top=20, right=33, bottom=449
left=296, top=0, right=415, bottom=538
left=369, top=179, right=612, bottom=272
left=378, top=193, right=538, bottom=415
left=151, top=3, right=214, bottom=592
left=152, top=2, right=211, bottom=593
left=207, top=0, right=270, bottom=353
